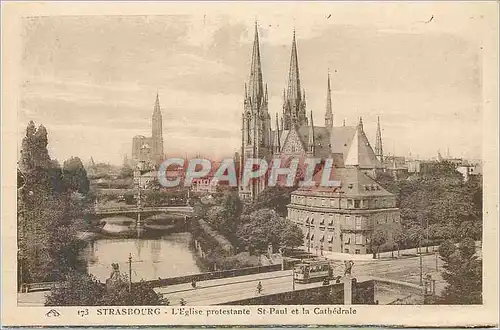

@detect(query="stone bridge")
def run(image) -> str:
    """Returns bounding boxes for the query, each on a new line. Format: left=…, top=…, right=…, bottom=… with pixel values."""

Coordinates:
left=91, top=205, right=194, bottom=220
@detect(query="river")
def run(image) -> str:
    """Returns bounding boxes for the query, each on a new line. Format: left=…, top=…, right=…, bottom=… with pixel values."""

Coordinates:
left=81, top=232, right=201, bottom=283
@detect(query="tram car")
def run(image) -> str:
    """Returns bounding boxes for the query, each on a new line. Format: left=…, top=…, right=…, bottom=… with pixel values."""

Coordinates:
left=293, top=259, right=342, bottom=284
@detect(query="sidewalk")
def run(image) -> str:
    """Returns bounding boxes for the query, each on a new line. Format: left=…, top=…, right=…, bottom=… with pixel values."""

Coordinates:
left=298, top=244, right=442, bottom=262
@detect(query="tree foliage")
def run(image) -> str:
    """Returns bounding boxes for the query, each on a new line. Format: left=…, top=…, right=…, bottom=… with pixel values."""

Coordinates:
left=45, top=271, right=168, bottom=306
left=376, top=161, right=482, bottom=248
left=237, top=209, right=303, bottom=252
left=438, top=238, right=482, bottom=304
left=243, top=186, right=296, bottom=217
left=18, top=121, right=91, bottom=284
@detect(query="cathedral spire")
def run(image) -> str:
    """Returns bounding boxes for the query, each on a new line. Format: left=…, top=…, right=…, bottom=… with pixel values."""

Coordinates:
left=248, top=21, right=264, bottom=108
left=286, top=30, right=301, bottom=105
left=325, top=71, right=333, bottom=129
left=153, top=92, right=161, bottom=116
left=375, top=116, right=383, bottom=162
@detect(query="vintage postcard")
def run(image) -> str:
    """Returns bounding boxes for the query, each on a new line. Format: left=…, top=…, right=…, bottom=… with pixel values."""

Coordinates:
left=1, top=1, right=499, bottom=328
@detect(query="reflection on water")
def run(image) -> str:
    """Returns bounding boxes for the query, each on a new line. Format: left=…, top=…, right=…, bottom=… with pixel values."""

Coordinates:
left=82, top=232, right=201, bottom=283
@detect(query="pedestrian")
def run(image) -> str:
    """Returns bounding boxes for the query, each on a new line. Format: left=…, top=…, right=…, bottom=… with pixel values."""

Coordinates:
left=191, top=279, right=196, bottom=289
left=256, top=281, right=263, bottom=294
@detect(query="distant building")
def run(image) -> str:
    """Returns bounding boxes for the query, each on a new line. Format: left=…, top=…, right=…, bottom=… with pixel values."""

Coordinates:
left=287, top=167, right=401, bottom=255
left=131, top=93, right=164, bottom=167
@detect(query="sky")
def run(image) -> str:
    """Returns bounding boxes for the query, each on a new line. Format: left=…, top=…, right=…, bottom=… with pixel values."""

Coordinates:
left=18, top=3, right=488, bottom=165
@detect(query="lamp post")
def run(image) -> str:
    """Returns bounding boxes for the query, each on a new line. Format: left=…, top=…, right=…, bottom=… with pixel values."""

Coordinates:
left=128, top=253, right=132, bottom=294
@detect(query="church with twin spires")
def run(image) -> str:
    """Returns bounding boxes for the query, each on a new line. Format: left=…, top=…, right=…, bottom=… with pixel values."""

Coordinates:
left=239, top=23, right=386, bottom=201
left=239, top=23, right=401, bottom=255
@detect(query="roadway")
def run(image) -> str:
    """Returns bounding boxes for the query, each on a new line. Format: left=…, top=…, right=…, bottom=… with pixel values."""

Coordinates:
left=155, top=270, right=358, bottom=306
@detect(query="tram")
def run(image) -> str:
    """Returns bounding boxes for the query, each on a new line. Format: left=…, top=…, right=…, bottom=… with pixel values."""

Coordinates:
left=293, top=259, right=341, bottom=284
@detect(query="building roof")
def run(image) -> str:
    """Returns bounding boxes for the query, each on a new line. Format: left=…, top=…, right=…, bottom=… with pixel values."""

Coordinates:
left=294, top=167, right=393, bottom=197
left=344, top=126, right=383, bottom=169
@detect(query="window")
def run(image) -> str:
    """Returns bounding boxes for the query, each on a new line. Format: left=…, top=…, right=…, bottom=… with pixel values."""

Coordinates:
left=321, top=199, right=326, bottom=206
left=330, top=199, right=335, bottom=207
left=320, top=216, right=325, bottom=225
left=347, top=199, right=354, bottom=208
left=345, top=216, right=351, bottom=226
left=355, top=217, right=362, bottom=230
left=329, top=246, right=333, bottom=252
left=320, top=235, right=325, bottom=242
left=344, top=248, right=350, bottom=253
left=355, top=249, right=360, bottom=254
left=355, top=233, right=363, bottom=245
left=354, top=200, right=361, bottom=208
left=328, top=216, right=334, bottom=226
left=328, top=235, right=334, bottom=243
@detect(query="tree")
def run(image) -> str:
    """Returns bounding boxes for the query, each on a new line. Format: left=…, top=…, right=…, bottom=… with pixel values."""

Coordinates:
left=118, top=165, right=134, bottom=179
left=243, top=186, right=295, bottom=217
left=63, top=157, right=90, bottom=194
left=392, top=226, right=405, bottom=257
left=237, top=209, right=303, bottom=253
left=45, top=270, right=169, bottom=306
left=18, top=122, right=91, bottom=285
left=278, top=220, right=304, bottom=251
left=205, top=192, right=243, bottom=235
left=406, top=225, right=425, bottom=254
left=370, top=228, right=387, bottom=259
left=438, top=238, right=482, bottom=304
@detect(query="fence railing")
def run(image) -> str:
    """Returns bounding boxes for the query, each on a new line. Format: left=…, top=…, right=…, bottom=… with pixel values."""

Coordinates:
left=20, top=282, right=58, bottom=293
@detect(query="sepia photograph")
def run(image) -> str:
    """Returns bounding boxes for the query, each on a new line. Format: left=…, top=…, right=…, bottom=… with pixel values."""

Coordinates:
left=1, top=1, right=498, bottom=328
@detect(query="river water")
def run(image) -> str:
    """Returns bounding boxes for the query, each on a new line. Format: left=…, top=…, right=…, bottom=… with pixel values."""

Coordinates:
left=81, top=232, right=201, bottom=283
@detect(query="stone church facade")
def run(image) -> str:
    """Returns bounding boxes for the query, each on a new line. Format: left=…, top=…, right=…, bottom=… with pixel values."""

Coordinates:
left=239, top=23, right=387, bottom=200
left=238, top=23, right=400, bottom=254
left=131, top=93, right=165, bottom=167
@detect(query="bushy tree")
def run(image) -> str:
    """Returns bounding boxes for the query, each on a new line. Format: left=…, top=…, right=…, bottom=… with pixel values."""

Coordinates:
left=237, top=209, right=303, bottom=253
left=438, top=238, right=482, bottom=304
left=18, top=122, right=91, bottom=285
left=45, top=271, right=169, bottom=306
left=370, top=228, right=387, bottom=259
left=243, top=186, right=296, bottom=217
left=63, top=157, right=90, bottom=194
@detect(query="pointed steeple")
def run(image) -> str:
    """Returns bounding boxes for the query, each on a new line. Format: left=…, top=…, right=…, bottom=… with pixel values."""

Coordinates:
left=248, top=22, right=264, bottom=108
left=153, top=92, right=161, bottom=116
left=286, top=29, right=301, bottom=105
left=375, top=116, right=383, bottom=162
left=308, top=111, right=315, bottom=154
left=325, top=71, right=333, bottom=129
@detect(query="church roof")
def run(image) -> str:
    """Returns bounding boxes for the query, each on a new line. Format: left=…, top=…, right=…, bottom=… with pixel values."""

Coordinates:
left=297, top=126, right=331, bottom=158
left=294, top=167, right=392, bottom=197
left=329, top=125, right=382, bottom=169
left=344, top=125, right=383, bottom=169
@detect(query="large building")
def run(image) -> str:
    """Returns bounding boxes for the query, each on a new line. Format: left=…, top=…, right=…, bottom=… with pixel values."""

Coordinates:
left=239, top=23, right=385, bottom=201
left=131, top=93, right=165, bottom=167
left=287, top=168, right=401, bottom=255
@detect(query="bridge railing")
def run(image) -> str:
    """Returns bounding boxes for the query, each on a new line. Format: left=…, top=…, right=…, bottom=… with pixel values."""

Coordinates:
left=147, top=264, right=284, bottom=287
